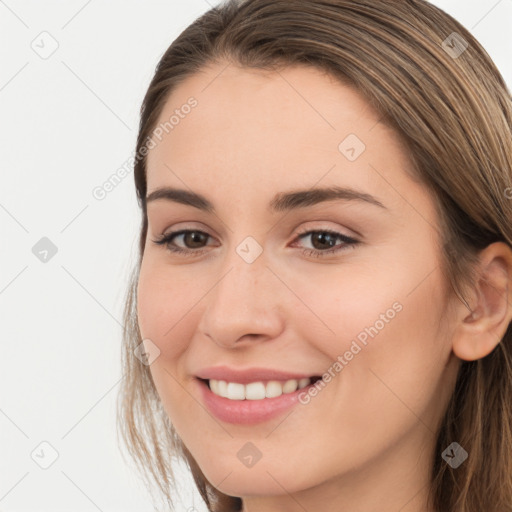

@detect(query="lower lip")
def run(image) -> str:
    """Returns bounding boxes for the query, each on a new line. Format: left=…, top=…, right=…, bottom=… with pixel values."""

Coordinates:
left=196, top=378, right=314, bottom=425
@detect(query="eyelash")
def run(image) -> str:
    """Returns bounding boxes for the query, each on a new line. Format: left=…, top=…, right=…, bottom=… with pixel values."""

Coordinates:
left=151, top=227, right=360, bottom=259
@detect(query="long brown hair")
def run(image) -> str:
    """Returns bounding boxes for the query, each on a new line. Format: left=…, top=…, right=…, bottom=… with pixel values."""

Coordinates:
left=116, top=1, right=512, bottom=510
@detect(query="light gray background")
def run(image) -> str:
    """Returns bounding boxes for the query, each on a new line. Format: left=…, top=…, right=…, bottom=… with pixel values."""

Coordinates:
left=1, top=1, right=511, bottom=511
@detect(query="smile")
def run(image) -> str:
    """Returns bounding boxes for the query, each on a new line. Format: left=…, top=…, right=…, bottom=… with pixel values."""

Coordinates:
left=206, top=377, right=316, bottom=400
left=196, top=375, right=322, bottom=425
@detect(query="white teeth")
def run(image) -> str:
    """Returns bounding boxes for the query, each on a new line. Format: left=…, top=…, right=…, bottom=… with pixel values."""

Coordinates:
left=245, top=382, right=266, bottom=400
left=209, top=379, right=220, bottom=395
left=226, top=382, right=245, bottom=400
left=266, top=380, right=283, bottom=398
left=218, top=380, right=228, bottom=397
left=282, top=379, right=298, bottom=393
left=208, top=377, right=313, bottom=400
left=298, top=377, right=311, bottom=389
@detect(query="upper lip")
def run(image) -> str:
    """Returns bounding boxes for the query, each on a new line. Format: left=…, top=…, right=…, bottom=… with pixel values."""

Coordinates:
left=196, top=365, right=320, bottom=384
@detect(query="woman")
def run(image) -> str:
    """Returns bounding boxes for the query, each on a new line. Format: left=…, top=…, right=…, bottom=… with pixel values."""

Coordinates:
left=117, top=1, right=512, bottom=511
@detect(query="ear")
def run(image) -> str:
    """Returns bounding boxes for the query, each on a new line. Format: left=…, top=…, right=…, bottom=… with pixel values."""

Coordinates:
left=451, top=241, right=512, bottom=362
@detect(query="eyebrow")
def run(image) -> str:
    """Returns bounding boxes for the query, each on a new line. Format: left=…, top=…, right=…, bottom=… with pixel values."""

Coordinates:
left=145, top=185, right=387, bottom=213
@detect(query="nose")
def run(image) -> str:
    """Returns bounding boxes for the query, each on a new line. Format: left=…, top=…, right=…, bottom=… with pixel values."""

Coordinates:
left=197, top=247, right=285, bottom=349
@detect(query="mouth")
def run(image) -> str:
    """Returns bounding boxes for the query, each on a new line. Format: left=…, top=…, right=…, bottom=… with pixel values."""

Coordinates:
left=195, top=376, right=321, bottom=425
left=195, top=376, right=323, bottom=425
left=198, top=376, right=322, bottom=400
left=193, top=365, right=325, bottom=424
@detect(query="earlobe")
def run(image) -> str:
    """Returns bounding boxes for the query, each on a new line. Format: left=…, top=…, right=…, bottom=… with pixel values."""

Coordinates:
left=452, top=242, right=512, bottom=362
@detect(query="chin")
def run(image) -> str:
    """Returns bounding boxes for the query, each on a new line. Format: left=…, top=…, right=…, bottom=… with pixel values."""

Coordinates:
left=197, top=457, right=318, bottom=498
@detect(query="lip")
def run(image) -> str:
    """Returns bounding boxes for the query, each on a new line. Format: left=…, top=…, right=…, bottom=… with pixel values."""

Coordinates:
left=195, top=365, right=319, bottom=384
left=195, top=377, right=317, bottom=425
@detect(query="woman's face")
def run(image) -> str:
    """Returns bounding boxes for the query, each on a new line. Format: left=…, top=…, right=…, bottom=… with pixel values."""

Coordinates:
left=137, top=62, right=461, bottom=508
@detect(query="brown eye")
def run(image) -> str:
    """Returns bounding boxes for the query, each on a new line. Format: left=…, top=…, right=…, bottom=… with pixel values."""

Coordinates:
left=308, top=232, right=339, bottom=250
left=152, top=229, right=214, bottom=256
left=293, top=229, right=360, bottom=259
left=179, top=231, right=209, bottom=249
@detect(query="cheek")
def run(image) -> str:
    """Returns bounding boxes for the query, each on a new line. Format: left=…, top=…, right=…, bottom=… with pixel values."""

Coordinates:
left=289, top=268, right=450, bottom=475
left=288, top=261, right=405, bottom=356
left=136, top=259, right=198, bottom=357
left=331, top=264, right=450, bottom=425
left=306, top=249, right=450, bottom=405
left=136, top=260, right=203, bottom=423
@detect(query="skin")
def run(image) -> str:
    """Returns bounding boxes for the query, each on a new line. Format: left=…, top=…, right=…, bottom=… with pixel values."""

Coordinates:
left=136, top=62, right=512, bottom=512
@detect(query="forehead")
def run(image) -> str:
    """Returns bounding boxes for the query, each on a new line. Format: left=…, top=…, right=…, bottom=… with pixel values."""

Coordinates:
left=145, top=62, right=417, bottom=210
